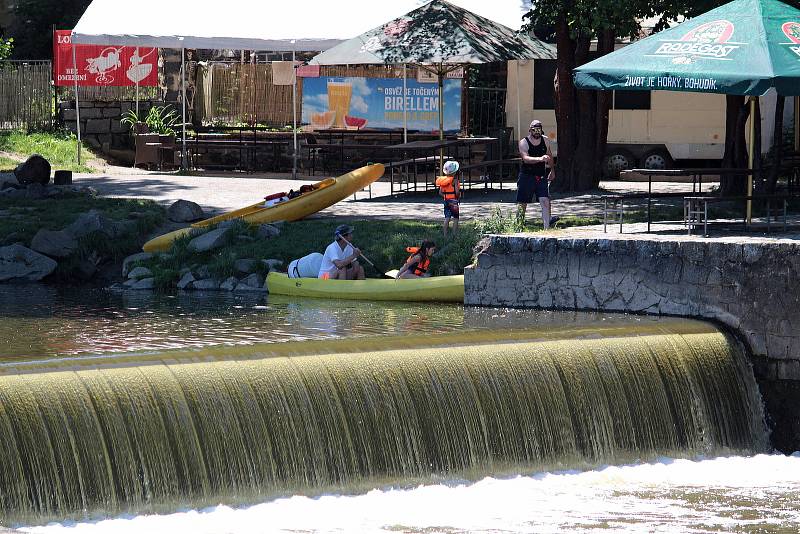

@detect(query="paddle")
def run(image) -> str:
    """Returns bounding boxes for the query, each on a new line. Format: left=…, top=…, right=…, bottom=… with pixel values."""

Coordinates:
left=336, top=234, right=393, bottom=278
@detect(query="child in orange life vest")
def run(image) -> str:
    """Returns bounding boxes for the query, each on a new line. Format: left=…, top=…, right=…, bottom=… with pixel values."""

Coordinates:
left=396, top=240, right=436, bottom=279
left=436, top=160, right=460, bottom=237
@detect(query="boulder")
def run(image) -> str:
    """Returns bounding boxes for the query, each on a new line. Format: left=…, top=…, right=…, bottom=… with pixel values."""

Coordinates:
left=25, top=183, right=46, bottom=199
left=167, top=199, right=204, bottom=222
left=14, top=154, right=51, bottom=185
left=193, top=278, right=220, bottom=290
left=239, top=273, right=265, bottom=288
left=187, top=227, right=230, bottom=253
left=256, top=224, right=281, bottom=239
left=220, top=276, right=238, bottom=291
left=73, top=258, right=97, bottom=281
left=235, top=281, right=267, bottom=292
left=177, top=272, right=195, bottom=289
left=0, top=172, right=18, bottom=187
left=0, top=188, right=25, bottom=199
left=0, top=232, right=22, bottom=246
left=0, top=244, right=58, bottom=282
left=195, top=265, right=211, bottom=279
left=127, top=266, right=153, bottom=280
left=129, top=277, right=155, bottom=290
left=65, top=210, right=126, bottom=239
left=234, top=258, right=258, bottom=274
left=30, top=229, right=79, bottom=258
left=262, top=258, right=283, bottom=272
left=122, top=252, right=154, bottom=277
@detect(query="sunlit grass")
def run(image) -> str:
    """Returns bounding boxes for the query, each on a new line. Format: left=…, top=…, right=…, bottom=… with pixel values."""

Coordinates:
left=0, top=130, right=98, bottom=173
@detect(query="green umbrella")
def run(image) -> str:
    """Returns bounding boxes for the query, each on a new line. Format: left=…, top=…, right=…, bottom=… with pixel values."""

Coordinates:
left=575, top=0, right=800, bottom=96
left=310, top=0, right=555, bottom=164
left=574, top=0, right=800, bottom=222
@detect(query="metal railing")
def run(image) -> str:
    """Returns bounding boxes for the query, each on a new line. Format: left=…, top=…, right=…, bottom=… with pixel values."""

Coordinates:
left=468, top=86, right=507, bottom=137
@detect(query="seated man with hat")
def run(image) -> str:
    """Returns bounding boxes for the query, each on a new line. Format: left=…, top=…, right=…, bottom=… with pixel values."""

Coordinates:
left=318, top=224, right=365, bottom=280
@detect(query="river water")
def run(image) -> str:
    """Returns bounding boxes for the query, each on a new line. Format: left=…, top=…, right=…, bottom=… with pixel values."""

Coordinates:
left=1, top=286, right=798, bottom=533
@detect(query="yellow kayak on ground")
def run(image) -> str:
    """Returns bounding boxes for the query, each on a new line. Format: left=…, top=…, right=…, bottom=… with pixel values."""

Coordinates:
left=266, top=272, right=464, bottom=303
left=143, top=164, right=385, bottom=253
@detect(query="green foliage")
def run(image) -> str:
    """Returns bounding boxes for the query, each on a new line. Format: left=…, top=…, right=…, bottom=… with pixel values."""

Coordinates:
left=474, top=205, right=526, bottom=235
left=122, top=106, right=180, bottom=136
left=0, top=130, right=96, bottom=173
left=0, top=38, right=14, bottom=61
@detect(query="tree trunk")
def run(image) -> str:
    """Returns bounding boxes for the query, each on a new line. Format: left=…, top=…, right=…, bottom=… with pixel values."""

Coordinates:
left=754, top=98, right=762, bottom=192
left=594, top=29, right=615, bottom=188
left=767, top=95, right=786, bottom=193
left=721, top=95, right=748, bottom=195
left=552, top=11, right=577, bottom=192
left=570, top=34, right=599, bottom=191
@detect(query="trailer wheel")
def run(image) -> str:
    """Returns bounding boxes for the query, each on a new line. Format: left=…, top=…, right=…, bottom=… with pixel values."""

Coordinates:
left=642, top=149, right=673, bottom=170
left=603, top=149, right=635, bottom=178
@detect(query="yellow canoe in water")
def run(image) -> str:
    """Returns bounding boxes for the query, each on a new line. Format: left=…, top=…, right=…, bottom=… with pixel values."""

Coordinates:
left=266, top=272, right=464, bottom=303
left=143, top=164, right=385, bottom=253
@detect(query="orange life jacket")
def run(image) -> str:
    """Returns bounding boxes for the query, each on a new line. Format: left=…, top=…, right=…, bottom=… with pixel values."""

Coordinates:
left=405, top=247, right=430, bottom=276
left=435, top=175, right=458, bottom=200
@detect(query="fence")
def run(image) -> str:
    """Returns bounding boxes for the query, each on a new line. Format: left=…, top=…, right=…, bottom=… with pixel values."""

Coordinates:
left=0, top=61, right=53, bottom=131
left=58, top=85, right=162, bottom=102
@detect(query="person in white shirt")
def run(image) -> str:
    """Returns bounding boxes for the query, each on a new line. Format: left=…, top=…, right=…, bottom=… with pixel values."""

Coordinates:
left=318, top=224, right=365, bottom=280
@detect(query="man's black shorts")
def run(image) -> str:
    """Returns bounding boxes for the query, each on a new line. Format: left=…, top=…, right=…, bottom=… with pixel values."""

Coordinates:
left=516, top=172, right=549, bottom=203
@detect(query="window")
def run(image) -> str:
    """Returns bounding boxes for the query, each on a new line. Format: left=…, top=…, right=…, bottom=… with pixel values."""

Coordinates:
left=533, top=59, right=557, bottom=110
left=613, top=91, right=651, bottom=110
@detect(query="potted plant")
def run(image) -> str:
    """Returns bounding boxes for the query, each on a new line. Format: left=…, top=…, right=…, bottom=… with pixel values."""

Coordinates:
left=122, top=105, right=181, bottom=168
left=121, top=105, right=180, bottom=138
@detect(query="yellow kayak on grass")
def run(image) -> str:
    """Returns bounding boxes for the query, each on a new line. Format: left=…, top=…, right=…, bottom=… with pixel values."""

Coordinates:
left=143, top=164, right=385, bottom=253
left=266, top=272, right=464, bottom=303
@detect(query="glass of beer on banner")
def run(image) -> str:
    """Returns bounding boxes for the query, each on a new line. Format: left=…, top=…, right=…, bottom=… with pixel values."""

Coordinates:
left=327, top=79, right=352, bottom=129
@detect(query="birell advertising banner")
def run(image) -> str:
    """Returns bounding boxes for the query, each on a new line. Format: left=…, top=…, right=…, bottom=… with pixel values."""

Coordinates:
left=301, top=76, right=461, bottom=132
left=53, top=30, right=158, bottom=87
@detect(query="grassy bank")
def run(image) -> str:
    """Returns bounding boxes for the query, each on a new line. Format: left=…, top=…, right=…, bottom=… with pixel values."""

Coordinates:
left=0, top=196, right=164, bottom=247
left=138, top=210, right=601, bottom=291
left=0, top=130, right=97, bottom=173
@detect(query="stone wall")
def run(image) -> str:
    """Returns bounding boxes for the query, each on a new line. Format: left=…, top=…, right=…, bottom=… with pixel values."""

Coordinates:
left=59, top=100, right=158, bottom=156
left=465, top=234, right=800, bottom=452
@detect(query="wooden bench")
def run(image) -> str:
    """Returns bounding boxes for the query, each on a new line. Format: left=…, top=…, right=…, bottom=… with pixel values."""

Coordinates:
left=684, top=194, right=793, bottom=236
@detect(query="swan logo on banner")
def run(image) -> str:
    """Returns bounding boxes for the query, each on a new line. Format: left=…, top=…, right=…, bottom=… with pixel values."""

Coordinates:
left=782, top=22, right=800, bottom=58
left=650, top=20, right=741, bottom=65
left=53, top=30, right=158, bottom=87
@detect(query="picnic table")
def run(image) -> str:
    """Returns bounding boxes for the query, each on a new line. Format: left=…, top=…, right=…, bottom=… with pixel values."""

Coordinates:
left=185, top=127, right=292, bottom=172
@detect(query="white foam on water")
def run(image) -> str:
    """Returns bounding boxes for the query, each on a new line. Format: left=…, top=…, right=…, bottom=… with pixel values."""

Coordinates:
left=18, top=454, right=800, bottom=534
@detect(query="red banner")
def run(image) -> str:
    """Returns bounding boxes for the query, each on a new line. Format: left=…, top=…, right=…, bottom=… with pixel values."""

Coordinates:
left=53, top=30, right=158, bottom=87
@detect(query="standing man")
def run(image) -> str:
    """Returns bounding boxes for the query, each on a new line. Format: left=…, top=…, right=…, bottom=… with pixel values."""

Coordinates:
left=517, top=119, right=558, bottom=229
left=318, top=224, right=365, bottom=280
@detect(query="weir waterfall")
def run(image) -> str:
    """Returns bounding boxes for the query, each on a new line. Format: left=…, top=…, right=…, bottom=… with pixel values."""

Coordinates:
left=0, top=320, right=768, bottom=525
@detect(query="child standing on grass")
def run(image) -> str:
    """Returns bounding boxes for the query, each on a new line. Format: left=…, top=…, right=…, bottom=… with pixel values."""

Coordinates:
left=436, top=160, right=460, bottom=237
